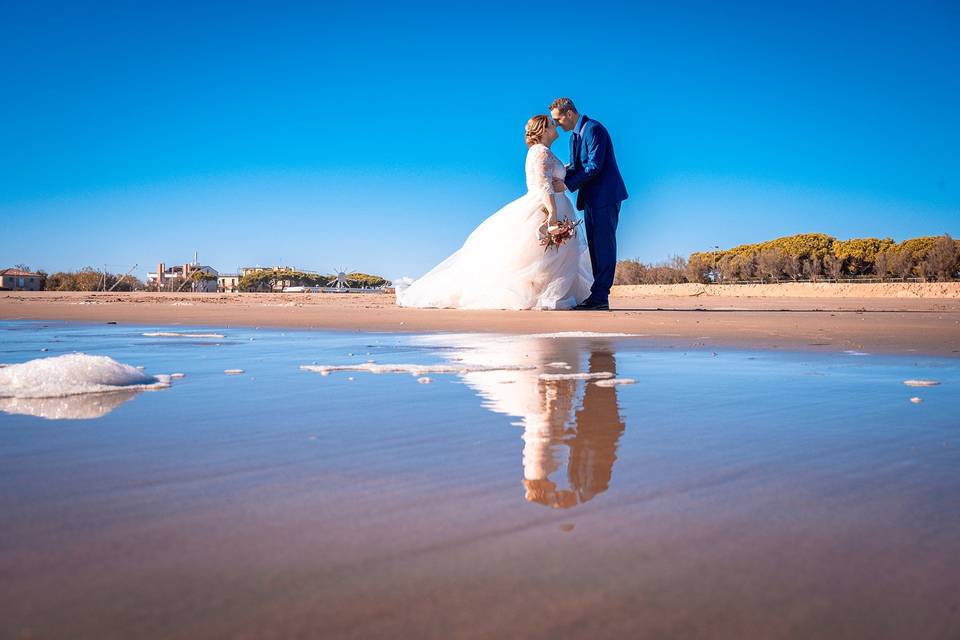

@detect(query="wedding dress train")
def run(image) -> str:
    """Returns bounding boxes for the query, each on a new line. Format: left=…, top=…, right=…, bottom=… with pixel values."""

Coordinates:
left=396, top=144, right=593, bottom=310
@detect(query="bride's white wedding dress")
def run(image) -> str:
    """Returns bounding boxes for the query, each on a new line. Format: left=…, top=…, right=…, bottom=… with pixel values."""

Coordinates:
left=396, top=144, right=593, bottom=310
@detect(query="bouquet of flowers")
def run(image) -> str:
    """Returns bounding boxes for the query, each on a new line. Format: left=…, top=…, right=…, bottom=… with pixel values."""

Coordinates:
left=538, top=217, right=582, bottom=252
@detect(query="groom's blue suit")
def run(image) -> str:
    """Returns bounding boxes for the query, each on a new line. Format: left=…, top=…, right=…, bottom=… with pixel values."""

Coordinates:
left=563, top=115, right=628, bottom=305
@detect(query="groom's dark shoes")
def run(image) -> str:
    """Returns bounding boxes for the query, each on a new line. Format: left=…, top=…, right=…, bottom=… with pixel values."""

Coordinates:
left=573, top=299, right=609, bottom=311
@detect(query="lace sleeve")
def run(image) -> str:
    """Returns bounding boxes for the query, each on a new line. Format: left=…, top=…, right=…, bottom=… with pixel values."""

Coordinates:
left=526, top=145, right=556, bottom=196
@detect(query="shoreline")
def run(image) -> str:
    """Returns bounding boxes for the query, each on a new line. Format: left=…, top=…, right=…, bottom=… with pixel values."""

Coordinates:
left=3, top=290, right=959, bottom=357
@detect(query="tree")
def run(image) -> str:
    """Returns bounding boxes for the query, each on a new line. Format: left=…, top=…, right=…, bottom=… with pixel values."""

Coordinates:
left=684, top=254, right=712, bottom=284
left=716, top=254, right=737, bottom=283
left=42, top=268, right=143, bottom=291
left=75, top=267, right=103, bottom=291
left=757, top=249, right=786, bottom=283
left=924, top=234, right=958, bottom=281
left=44, top=272, right=77, bottom=291
left=178, top=269, right=217, bottom=292
left=345, top=272, right=391, bottom=288
left=731, top=252, right=757, bottom=281
left=873, top=250, right=890, bottom=282
left=694, top=233, right=958, bottom=285
left=832, top=237, right=895, bottom=276
left=802, top=257, right=821, bottom=282
left=614, top=260, right=644, bottom=285
left=783, top=255, right=801, bottom=281
left=890, top=248, right=914, bottom=280
left=824, top=254, right=843, bottom=282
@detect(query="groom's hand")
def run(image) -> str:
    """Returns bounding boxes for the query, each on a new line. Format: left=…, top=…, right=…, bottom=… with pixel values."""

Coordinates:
left=552, top=179, right=566, bottom=192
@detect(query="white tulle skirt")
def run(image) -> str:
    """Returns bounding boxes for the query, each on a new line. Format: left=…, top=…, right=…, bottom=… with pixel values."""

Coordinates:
left=397, top=191, right=593, bottom=310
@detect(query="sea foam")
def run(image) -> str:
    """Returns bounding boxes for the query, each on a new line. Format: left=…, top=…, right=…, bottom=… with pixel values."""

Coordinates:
left=143, top=332, right=225, bottom=338
left=0, top=354, right=171, bottom=399
left=903, top=379, right=940, bottom=387
left=300, top=362, right=537, bottom=377
left=538, top=371, right=615, bottom=382
left=594, top=378, right=637, bottom=387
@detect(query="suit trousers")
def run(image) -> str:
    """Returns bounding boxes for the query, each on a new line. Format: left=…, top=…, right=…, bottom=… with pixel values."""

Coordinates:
left=583, top=201, right=621, bottom=303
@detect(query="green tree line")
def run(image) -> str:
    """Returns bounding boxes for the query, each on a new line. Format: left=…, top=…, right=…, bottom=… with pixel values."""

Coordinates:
left=616, top=234, right=960, bottom=285
left=41, top=267, right=145, bottom=291
left=19, top=266, right=389, bottom=292
left=238, top=269, right=390, bottom=292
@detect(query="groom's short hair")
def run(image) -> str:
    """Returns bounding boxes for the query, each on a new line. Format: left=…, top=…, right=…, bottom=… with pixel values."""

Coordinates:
left=549, top=97, right=577, bottom=114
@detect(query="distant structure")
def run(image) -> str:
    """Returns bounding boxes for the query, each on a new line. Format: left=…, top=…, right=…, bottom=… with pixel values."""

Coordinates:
left=147, top=254, right=219, bottom=292
left=238, top=266, right=313, bottom=292
left=0, top=268, right=43, bottom=291
left=327, top=267, right=350, bottom=289
left=239, top=266, right=297, bottom=277
left=233, top=265, right=388, bottom=293
left=217, top=273, right=240, bottom=293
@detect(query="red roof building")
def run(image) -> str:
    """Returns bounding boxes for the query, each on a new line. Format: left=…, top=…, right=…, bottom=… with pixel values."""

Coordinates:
left=0, top=268, right=43, bottom=291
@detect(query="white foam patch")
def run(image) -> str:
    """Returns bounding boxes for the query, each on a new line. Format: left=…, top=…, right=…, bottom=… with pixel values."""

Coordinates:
left=594, top=378, right=637, bottom=387
left=538, top=371, right=615, bottom=382
left=527, top=332, right=645, bottom=339
left=143, top=332, right=225, bottom=338
left=224, top=369, right=245, bottom=375
left=300, top=362, right=537, bottom=377
left=545, top=362, right=572, bottom=369
left=843, top=350, right=870, bottom=356
left=903, top=379, right=940, bottom=387
left=0, top=354, right=170, bottom=399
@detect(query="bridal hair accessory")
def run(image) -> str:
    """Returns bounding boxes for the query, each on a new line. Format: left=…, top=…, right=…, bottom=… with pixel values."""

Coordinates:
left=538, top=218, right=582, bottom=252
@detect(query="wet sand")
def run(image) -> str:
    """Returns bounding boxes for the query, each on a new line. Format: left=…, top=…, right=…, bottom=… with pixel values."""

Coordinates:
left=2, top=289, right=959, bottom=356
left=2, top=326, right=959, bottom=639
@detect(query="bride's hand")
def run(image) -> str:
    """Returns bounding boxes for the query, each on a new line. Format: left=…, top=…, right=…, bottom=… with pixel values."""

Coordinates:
left=552, top=179, right=566, bottom=192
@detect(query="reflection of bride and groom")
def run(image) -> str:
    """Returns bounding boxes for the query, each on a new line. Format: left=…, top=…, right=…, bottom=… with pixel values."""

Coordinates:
left=432, top=336, right=626, bottom=509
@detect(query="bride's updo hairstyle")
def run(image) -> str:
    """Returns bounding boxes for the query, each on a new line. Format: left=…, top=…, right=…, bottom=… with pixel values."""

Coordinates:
left=524, top=115, right=550, bottom=147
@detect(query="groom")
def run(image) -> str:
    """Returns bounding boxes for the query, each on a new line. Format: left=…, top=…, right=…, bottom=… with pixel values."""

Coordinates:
left=549, top=98, right=628, bottom=311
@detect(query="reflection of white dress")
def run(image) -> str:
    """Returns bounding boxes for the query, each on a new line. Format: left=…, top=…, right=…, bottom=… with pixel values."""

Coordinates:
left=396, top=144, right=593, bottom=310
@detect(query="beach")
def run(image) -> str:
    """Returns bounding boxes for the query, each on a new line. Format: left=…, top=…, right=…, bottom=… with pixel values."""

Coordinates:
left=2, top=323, right=958, bottom=639
left=2, top=284, right=959, bottom=356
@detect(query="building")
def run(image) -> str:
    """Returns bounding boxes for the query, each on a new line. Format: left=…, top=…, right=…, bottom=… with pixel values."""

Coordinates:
left=0, top=268, right=43, bottom=291
left=147, top=261, right=219, bottom=292
left=218, top=274, right=240, bottom=293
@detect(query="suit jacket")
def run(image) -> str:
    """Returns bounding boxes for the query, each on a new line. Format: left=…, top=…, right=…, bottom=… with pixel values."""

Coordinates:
left=563, top=115, right=628, bottom=211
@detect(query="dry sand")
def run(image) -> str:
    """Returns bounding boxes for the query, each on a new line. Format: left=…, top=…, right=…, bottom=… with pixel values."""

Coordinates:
left=2, top=285, right=959, bottom=356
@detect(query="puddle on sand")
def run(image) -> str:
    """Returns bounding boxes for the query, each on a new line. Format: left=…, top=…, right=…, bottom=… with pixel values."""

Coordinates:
left=1, top=322, right=958, bottom=639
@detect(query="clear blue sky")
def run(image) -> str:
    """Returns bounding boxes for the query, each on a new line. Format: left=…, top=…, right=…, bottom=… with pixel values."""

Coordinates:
left=1, top=0, right=957, bottom=281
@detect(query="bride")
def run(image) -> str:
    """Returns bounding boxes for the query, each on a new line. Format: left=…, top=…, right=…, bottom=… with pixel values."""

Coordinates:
left=396, top=115, right=593, bottom=310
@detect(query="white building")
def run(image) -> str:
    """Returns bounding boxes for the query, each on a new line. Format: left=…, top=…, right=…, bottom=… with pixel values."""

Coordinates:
left=147, top=261, right=219, bottom=292
left=218, top=274, right=240, bottom=293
